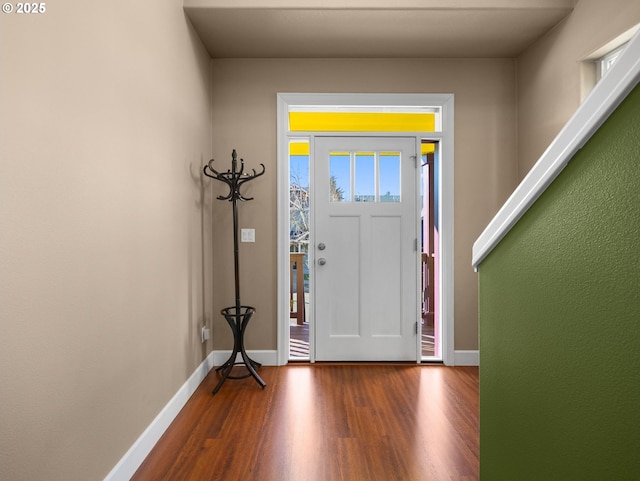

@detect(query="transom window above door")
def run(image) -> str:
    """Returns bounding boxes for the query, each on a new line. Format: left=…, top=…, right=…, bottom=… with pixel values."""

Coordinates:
left=287, top=105, right=441, bottom=132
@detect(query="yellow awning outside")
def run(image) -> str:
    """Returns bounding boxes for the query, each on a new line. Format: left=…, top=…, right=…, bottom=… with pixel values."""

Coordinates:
left=289, top=112, right=436, bottom=133
left=289, top=141, right=435, bottom=156
left=290, top=141, right=310, bottom=156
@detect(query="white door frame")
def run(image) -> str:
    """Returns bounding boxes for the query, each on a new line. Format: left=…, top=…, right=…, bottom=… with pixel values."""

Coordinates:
left=276, top=93, right=455, bottom=365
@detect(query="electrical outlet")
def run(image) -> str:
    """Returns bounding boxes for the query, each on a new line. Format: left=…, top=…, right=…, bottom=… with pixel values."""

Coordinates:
left=201, top=326, right=210, bottom=343
left=241, top=228, right=255, bottom=242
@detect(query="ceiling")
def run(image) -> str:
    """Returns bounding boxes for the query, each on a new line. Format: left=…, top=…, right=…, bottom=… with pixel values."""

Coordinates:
left=183, top=0, right=575, bottom=59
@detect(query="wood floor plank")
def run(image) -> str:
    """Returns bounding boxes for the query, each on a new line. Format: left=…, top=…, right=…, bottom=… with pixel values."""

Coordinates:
left=131, top=364, right=478, bottom=481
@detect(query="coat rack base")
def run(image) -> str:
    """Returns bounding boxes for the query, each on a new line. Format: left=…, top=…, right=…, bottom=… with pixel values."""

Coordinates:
left=212, top=305, right=266, bottom=395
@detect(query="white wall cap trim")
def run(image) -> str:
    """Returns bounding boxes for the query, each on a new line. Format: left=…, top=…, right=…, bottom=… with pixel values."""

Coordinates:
left=472, top=29, right=640, bottom=269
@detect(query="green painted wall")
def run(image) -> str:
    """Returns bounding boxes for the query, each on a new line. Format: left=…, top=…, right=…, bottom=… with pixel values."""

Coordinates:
left=478, top=84, right=640, bottom=480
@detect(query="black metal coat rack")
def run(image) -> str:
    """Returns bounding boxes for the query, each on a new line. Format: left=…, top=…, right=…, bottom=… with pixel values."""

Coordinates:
left=204, top=149, right=266, bottom=395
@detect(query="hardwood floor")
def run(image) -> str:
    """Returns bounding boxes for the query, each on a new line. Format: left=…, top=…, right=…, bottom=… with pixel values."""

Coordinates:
left=131, top=364, right=479, bottom=481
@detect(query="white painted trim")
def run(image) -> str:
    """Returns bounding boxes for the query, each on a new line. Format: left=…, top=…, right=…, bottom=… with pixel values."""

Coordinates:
left=454, top=350, right=479, bottom=366
left=276, top=94, right=291, bottom=366
left=439, top=95, right=455, bottom=366
left=103, top=351, right=215, bottom=481
left=277, top=93, right=455, bottom=366
left=213, top=350, right=279, bottom=366
left=472, top=29, right=640, bottom=269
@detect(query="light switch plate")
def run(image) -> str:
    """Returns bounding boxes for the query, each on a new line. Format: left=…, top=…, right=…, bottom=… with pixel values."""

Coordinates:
left=241, top=228, right=255, bottom=242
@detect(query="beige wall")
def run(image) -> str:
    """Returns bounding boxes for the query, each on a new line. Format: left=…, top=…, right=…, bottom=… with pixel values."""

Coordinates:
left=210, top=58, right=518, bottom=353
left=0, top=1, right=212, bottom=480
left=517, top=0, right=640, bottom=178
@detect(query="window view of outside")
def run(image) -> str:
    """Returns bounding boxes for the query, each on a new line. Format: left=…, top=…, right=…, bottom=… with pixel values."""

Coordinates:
left=290, top=151, right=309, bottom=255
left=329, top=151, right=401, bottom=203
left=289, top=143, right=310, bottom=358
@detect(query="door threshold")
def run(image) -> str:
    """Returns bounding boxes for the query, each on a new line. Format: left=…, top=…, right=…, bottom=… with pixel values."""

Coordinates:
left=288, top=360, right=445, bottom=366
left=296, top=361, right=419, bottom=366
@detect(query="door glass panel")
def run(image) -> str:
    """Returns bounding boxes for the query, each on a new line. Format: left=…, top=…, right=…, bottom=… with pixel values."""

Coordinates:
left=329, top=152, right=350, bottom=202
left=420, top=140, right=440, bottom=359
left=289, top=141, right=310, bottom=249
left=289, top=140, right=310, bottom=360
left=379, top=152, right=400, bottom=203
left=355, top=152, right=375, bottom=202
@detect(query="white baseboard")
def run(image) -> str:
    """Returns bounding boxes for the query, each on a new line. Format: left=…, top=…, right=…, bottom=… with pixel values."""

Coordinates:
left=213, top=349, right=278, bottom=367
left=454, top=350, right=479, bottom=366
left=104, top=351, right=215, bottom=481
left=212, top=349, right=474, bottom=366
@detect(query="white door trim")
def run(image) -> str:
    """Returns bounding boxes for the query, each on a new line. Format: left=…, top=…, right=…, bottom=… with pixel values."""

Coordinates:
left=276, top=93, right=455, bottom=366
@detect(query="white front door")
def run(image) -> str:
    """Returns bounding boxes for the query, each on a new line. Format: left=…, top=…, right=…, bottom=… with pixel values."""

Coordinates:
left=314, top=137, right=418, bottom=361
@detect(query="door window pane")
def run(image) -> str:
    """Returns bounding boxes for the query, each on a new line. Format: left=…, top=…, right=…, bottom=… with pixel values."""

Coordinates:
left=329, top=152, right=350, bottom=202
left=379, top=152, right=400, bottom=203
left=355, top=152, right=375, bottom=202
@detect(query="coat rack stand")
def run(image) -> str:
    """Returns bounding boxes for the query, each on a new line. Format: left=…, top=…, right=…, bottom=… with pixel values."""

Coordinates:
left=204, top=149, right=266, bottom=395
